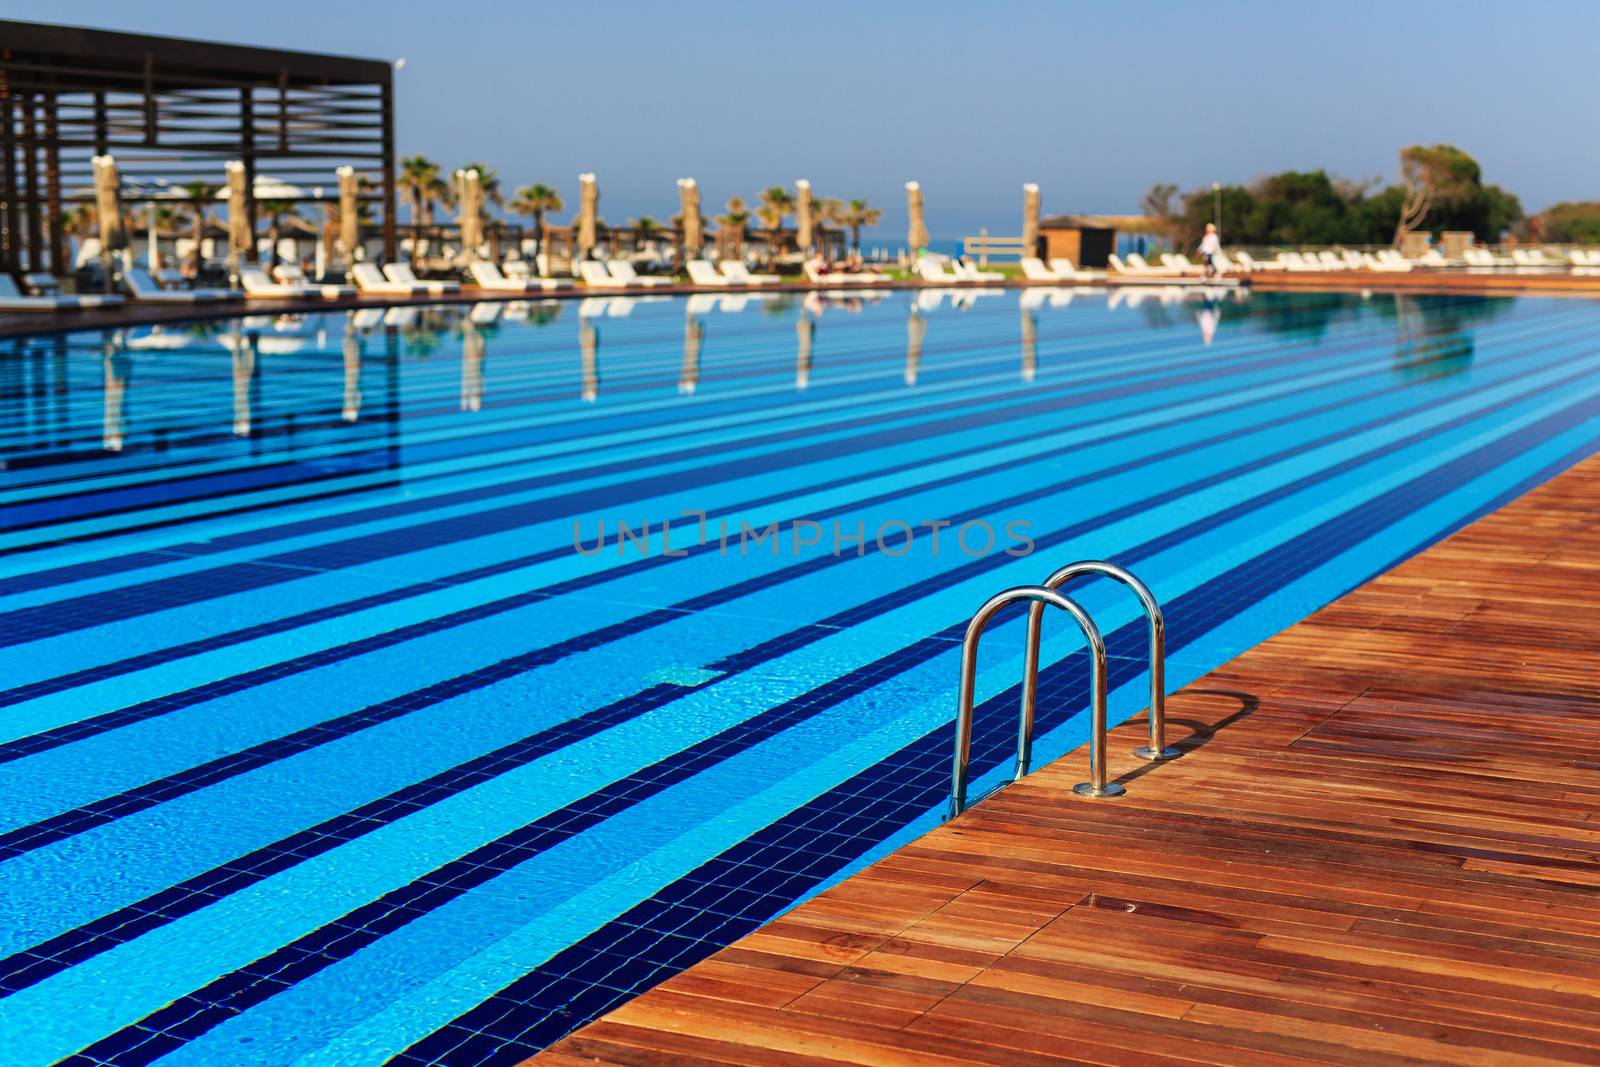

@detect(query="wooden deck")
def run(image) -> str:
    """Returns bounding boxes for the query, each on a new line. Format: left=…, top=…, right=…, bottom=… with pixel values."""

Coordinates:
left=538, top=451, right=1600, bottom=1066
left=1249, top=268, right=1600, bottom=297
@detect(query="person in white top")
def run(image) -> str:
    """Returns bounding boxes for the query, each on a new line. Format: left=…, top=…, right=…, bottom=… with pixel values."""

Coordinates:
left=1197, top=223, right=1223, bottom=279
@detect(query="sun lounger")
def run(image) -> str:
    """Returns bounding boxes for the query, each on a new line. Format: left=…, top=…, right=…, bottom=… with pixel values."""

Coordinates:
left=803, top=261, right=889, bottom=286
left=605, top=260, right=674, bottom=287
left=126, top=267, right=234, bottom=303
left=19, top=272, right=127, bottom=305
left=951, top=259, right=1004, bottom=281
left=273, top=264, right=355, bottom=299
left=719, top=261, right=779, bottom=285
left=0, top=273, right=124, bottom=310
left=1417, top=249, right=1450, bottom=268
left=1047, top=257, right=1103, bottom=281
left=473, top=260, right=557, bottom=291
left=239, top=266, right=319, bottom=298
left=1160, top=253, right=1204, bottom=274
left=685, top=260, right=727, bottom=286
left=917, top=257, right=961, bottom=283
left=1109, top=253, right=1175, bottom=276
left=1019, top=257, right=1061, bottom=282
left=1231, top=250, right=1284, bottom=271
left=1317, top=251, right=1347, bottom=270
left=384, top=262, right=460, bottom=294
left=577, top=261, right=629, bottom=288
left=352, top=263, right=420, bottom=295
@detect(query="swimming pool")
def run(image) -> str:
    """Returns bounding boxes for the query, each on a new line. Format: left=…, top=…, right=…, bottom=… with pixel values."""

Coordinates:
left=2, top=285, right=1597, bottom=1065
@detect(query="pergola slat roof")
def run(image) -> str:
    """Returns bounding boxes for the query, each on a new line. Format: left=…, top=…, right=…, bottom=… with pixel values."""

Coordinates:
left=1, top=19, right=397, bottom=275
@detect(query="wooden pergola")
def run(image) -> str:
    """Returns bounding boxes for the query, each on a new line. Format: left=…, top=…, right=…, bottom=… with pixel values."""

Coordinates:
left=0, top=19, right=397, bottom=276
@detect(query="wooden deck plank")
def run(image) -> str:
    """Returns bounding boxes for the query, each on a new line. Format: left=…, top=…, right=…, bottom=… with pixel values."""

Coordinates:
left=539, top=450, right=1600, bottom=1065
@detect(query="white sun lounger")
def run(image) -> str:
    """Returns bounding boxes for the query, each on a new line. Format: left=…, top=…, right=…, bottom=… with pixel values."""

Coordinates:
left=951, top=259, right=1004, bottom=281
left=127, top=267, right=234, bottom=303
left=719, top=261, right=779, bottom=285
left=384, top=262, right=460, bottom=294
left=685, top=260, right=726, bottom=286
left=1047, top=257, right=1103, bottom=281
left=273, top=264, right=355, bottom=299
left=803, top=261, right=890, bottom=286
left=1019, top=257, right=1060, bottom=282
left=473, top=260, right=555, bottom=292
left=0, top=273, right=125, bottom=310
left=239, top=266, right=319, bottom=298
left=605, top=260, right=674, bottom=287
left=352, top=263, right=420, bottom=295
left=577, top=261, right=629, bottom=288
left=917, top=257, right=961, bottom=283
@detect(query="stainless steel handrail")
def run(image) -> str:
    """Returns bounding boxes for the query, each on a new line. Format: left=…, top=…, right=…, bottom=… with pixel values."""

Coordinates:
left=1019, top=560, right=1179, bottom=768
left=947, top=584, right=1119, bottom=821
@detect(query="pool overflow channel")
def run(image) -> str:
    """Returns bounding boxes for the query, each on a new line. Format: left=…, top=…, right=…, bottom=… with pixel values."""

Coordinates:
left=948, top=561, right=1177, bottom=818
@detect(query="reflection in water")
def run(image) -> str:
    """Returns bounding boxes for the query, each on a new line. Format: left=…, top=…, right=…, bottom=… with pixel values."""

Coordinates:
left=681, top=315, right=704, bottom=395
left=231, top=323, right=256, bottom=437
left=1391, top=293, right=1476, bottom=380
left=1196, top=298, right=1219, bottom=346
left=1020, top=303, right=1037, bottom=381
left=343, top=326, right=363, bottom=422
left=461, top=320, right=486, bottom=412
left=905, top=308, right=926, bottom=386
left=795, top=314, right=814, bottom=390
left=579, top=317, right=599, bottom=402
left=102, top=337, right=130, bottom=452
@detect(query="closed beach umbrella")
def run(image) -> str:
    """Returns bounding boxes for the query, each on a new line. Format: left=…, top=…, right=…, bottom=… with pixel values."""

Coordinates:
left=795, top=179, right=813, bottom=253
left=92, top=155, right=127, bottom=253
left=1022, top=183, right=1040, bottom=255
left=678, top=178, right=703, bottom=258
left=905, top=181, right=928, bottom=253
left=93, top=155, right=126, bottom=290
left=337, top=166, right=360, bottom=262
left=456, top=169, right=484, bottom=259
left=577, top=173, right=599, bottom=257
left=225, top=161, right=252, bottom=270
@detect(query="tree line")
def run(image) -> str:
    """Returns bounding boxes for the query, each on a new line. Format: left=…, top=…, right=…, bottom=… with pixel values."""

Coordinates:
left=1141, top=144, right=1594, bottom=249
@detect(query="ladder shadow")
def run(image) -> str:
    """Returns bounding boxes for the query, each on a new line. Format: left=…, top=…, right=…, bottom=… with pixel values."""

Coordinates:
left=1111, top=688, right=1260, bottom=788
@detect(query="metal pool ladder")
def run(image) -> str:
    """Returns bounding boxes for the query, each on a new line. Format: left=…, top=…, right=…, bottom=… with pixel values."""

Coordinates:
left=947, top=561, right=1177, bottom=820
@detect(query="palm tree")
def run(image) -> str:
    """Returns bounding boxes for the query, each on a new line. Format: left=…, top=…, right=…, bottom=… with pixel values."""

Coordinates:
left=180, top=180, right=219, bottom=270
left=257, top=200, right=301, bottom=266
left=396, top=154, right=452, bottom=265
left=630, top=215, right=661, bottom=250
left=812, top=196, right=843, bottom=252
left=507, top=182, right=563, bottom=273
left=756, top=185, right=795, bottom=265
left=839, top=198, right=883, bottom=254
left=716, top=196, right=750, bottom=258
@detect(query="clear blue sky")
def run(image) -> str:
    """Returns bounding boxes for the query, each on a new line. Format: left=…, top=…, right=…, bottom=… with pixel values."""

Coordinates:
left=9, top=1, right=1597, bottom=239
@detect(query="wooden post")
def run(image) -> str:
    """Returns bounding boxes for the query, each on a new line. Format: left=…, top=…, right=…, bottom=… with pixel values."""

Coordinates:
left=380, top=71, right=396, bottom=263
left=0, top=94, right=16, bottom=277
left=43, top=93, right=63, bottom=277
left=240, top=86, right=257, bottom=262
left=21, top=93, right=43, bottom=274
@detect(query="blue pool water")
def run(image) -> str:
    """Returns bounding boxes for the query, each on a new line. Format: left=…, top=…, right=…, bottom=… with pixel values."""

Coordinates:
left=1, top=286, right=1598, bottom=1064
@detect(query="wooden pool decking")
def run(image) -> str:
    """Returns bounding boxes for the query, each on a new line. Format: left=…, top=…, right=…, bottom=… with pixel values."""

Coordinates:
left=537, top=451, right=1600, bottom=1066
